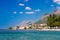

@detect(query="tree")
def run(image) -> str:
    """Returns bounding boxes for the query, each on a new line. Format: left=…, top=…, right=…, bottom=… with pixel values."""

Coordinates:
left=47, top=14, right=55, bottom=27
left=53, top=22, right=60, bottom=27
left=47, top=14, right=60, bottom=27
left=55, top=16, right=60, bottom=22
left=8, top=27, right=12, bottom=30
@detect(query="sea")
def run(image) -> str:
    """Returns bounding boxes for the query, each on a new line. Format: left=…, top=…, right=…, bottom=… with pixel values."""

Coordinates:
left=0, top=29, right=60, bottom=40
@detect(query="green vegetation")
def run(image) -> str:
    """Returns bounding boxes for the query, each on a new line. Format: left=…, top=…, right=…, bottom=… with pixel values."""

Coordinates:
left=47, top=14, right=60, bottom=27
left=8, top=27, right=12, bottom=30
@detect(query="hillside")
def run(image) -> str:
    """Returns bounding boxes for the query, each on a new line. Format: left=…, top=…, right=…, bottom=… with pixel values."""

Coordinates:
left=36, top=9, right=60, bottom=24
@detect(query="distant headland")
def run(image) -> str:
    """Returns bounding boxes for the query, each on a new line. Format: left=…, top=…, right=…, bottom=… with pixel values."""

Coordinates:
left=8, top=9, right=60, bottom=30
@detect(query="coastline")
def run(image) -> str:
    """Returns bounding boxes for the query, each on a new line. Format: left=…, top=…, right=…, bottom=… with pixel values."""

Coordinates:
left=1, top=29, right=60, bottom=31
left=37, top=29, right=60, bottom=31
left=13, top=29, right=60, bottom=31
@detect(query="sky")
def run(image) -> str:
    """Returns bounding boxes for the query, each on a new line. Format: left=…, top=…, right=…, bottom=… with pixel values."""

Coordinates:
left=0, top=0, right=60, bottom=29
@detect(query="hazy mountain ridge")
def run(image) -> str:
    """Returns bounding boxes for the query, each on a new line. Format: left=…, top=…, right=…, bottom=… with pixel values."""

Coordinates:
left=36, top=9, right=60, bottom=24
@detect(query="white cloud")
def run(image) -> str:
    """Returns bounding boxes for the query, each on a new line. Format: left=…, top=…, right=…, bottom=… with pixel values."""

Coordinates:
left=25, top=7, right=32, bottom=10
left=19, top=12, right=23, bottom=14
left=53, top=0, right=60, bottom=4
left=53, top=0, right=60, bottom=2
left=25, top=11, right=34, bottom=14
left=35, top=9, right=41, bottom=12
left=25, top=0, right=29, bottom=2
left=19, top=3, right=24, bottom=6
left=13, top=11, right=17, bottom=14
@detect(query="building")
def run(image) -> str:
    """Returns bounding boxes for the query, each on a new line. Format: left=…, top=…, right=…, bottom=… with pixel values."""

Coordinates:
left=28, top=23, right=47, bottom=29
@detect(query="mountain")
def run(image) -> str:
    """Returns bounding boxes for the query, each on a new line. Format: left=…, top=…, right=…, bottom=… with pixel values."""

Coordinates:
left=36, top=14, right=49, bottom=24
left=53, top=8, right=60, bottom=15
left=36, top=9, right=60, bottom=24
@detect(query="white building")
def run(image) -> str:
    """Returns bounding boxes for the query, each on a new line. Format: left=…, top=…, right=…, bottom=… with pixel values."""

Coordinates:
left=19, top=27, right=25, bottom=29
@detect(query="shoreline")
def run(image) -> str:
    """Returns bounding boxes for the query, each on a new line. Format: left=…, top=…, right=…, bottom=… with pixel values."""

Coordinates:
left=36, top=29, right=60, bottom=31
left=14, top=29, right=60, bottom=31
left=1, top=29, right=60, bottom=31
left=20, top=29, right=60, bottom=31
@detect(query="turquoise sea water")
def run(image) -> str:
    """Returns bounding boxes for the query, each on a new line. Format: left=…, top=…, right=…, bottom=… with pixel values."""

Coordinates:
left=0, top=30, right=60, bottom=40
